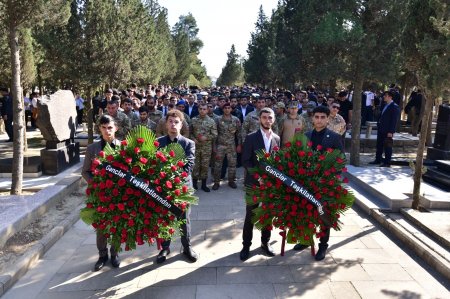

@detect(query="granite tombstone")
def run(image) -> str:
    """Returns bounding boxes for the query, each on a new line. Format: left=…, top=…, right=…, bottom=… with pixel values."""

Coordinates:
left=36, top=90, right=80, bottom=174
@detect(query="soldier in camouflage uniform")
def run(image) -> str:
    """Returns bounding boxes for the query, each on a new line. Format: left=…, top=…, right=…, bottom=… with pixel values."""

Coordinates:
left=242, top=97, right=266, bottom=143
left=280, top=101, right=305, bottom=145
left=122, top=98, right=140, bottom=127
left=96, top=98, right=131, bottom=140
left=212, top=102, right=242, bottom=190
left=138, top=106, right=157, bottom=132
left=327, top=100, right=346, bottom=135
left=190, top=103, right=218, bottom=192
left=302, top=102, right=315, bottom=133
left=144, top=97, right=163, bottom=124
left=273, top=102, right=286, bottom=135
left=207, top=103, right=220, bottom=123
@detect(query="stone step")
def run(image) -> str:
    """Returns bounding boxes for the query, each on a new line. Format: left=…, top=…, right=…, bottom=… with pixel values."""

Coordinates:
left=422, top=168, right=450, bottom=193
left=436, top=160, right=450, bottom=173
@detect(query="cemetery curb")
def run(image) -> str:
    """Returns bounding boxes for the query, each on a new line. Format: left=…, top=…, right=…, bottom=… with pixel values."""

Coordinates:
left=354, top=199, right=450, bottom=282
left=0, top=203, right=83, bottom=297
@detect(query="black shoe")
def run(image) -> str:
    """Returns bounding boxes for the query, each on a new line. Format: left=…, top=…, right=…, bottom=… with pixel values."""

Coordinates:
left=94, top=255, right=108, bottom=271
left=293, top=244, right=310, bottom=251
left=201, top=179, right=210, bottom=192
left=240, top=246, right=250, bottom=261
left=183, top=246, right=198, bottom=262
left=156, top=248, right=170, bottom=264
left=228, top=181, right=237, bottom=189
left=315, top=244, right=328, bottom=261
left=368, top=160, right=381, bottom=165
left=212, top=183, right=220, bottom=190
left=193, top=180, right=198, bottom=190
left=111, top=255, right=120, bottom=268
left=379, top=163, right=391, bottom=168
left=261, top=243, right=275, bottom=257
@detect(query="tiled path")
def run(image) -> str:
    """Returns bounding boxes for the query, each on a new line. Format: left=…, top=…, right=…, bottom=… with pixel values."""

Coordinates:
left=3, top=176, right=449, bottom=299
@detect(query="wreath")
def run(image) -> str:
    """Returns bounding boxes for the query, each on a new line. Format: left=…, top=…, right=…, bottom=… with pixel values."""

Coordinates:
left=80, top=126, right=198, bottom=252
left=246, top=133, right=354, bottom=252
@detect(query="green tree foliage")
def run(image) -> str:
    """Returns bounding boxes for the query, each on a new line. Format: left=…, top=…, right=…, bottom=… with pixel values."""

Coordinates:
left=217, top=44, right=244, bottom=86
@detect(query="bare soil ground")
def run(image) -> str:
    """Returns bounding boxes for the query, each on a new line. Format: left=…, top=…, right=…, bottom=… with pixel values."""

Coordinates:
left=0, top=184, right=86, bottom=274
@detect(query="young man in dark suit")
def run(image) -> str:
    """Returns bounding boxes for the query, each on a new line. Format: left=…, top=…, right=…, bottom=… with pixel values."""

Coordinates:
left=240, top=107, right=281, bottom=261
left=293, top=105, right=344, bottom=261
left=155, top=109, right=198, bottom=264
left=369, top=90, right=400, bottom=167
left=82, top=115, right=121, bottom=271
left=184, top=94, right=199, bottom=119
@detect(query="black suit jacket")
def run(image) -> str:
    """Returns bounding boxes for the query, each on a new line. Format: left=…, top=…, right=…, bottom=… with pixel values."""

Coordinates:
left=305, top=128, right=344, bottom=152
left=378, top=102, right=400, bottom=135
left=238, top=104, right=255, bottom=118
left=82, top=139, right=121, bottom=182
left=184, top=104, right=199, bottom=118
left=242, top=130, right=280, bottom=187
left=157, top=135, right=195, bottom=174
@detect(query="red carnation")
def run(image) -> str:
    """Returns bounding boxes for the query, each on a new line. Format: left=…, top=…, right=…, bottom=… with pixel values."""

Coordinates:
left=118, top=178, right=126, bottom=186
left=140, top=157, right=148, bottom=164
left=273, top=146, right=280, bottom=152
left=134, top=147, right=140, bottom=154
left=125, top=157, right=132, bottom=164
left=159, top=172, right=166, bottom=178
left=87, top=203, right=93, bottom=208
left=99, top=151, right=105, bottom=158
left=126, top=188, right=134, bottom=194
left=316, top=145, right=323, bottom=151
left=296, top=141, right=302, bottom=147
left=169, top=150, right=175, bottom=157
left=285, top=142, right=292, bottom=148
left=132, top=166, right=140, bottom=175
left=319, top=155, right=325, bottom=161
left=174, top=189, right=181, bottom=196
left=307, top=141, right=313, bottom=147
left=121, top=140, right=128, bottom=146
left=298, top=151, right=306, bottom=157
left=112, top=188, right=119, bottom=196
left=154, top=141, right=160, bottom=147
left=181, top=171, right=188, bottom=178
left=106, top=155, right=114, bottom=162
left=326, top=148, right=334, bottom=153
left=117, top=203, right=125, bottom=211
left=182, top=185, right=188, bottom=193
left=264, top=153, right=270, bottom=158
left=336, top=157, right=344, bottom=163
left=177, top=161, right=185, bottom=167
left=137, top=137, right=145, bottom=144
left=120, top=150, right=126, bottom=157
left=343, top=177, right=349, bottom=183
left=109, top=203, right=115, bottom=211
left=105, top=179, right=114, bottom=188
left=147, top=168, right=155, bottom=175
left=128, top=219, right=135, bottom=227
left=169, top=228, right=175, bottom=235
left=166, top=181, right=173, bottom=189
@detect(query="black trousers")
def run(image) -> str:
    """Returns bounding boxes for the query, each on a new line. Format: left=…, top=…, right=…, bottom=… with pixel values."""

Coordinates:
left=242, top=202, right=271, bottom=248
left=4, top=116, right=13, bottom=140
left=161, top=207, right=191, bottom=249
left=97, top=230, right=117, bottom=257
left=375, top=131, right=393, bottom=164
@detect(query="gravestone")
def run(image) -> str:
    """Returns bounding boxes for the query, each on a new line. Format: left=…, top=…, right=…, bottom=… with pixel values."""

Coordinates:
left=424, top=104, right=450, bottom=191
left=36, top=90, right=80, bottom=174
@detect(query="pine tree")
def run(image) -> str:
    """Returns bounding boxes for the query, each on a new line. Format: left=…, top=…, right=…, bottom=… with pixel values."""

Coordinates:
left=217, top=45, right=244, bottom=86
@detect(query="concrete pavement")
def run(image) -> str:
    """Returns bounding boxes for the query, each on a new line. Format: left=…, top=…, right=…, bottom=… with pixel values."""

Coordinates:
left=2, top=173, right=449, bottom=299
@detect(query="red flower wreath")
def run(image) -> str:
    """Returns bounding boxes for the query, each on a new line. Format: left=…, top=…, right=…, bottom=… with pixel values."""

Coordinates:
left=246, top=133, right=354, bottom=248
left=81, top=126, right=197, bottom=252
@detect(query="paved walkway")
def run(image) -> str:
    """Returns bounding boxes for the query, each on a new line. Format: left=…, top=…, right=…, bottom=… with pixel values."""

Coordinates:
left=3, top=173, right=450, bottom=299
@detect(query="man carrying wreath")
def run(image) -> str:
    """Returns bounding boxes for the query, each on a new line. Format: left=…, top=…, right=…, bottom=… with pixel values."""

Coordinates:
left=240, top=107, right=281, bottom=261
left=155, top=109, right=199, bottom=264
left=293, top=105, right=344, bottom=261
left=82, top=115, right=122, bottom=271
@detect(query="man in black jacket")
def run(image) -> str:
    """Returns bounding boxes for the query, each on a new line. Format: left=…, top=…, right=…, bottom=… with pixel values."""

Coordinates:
left=369, top=91, right=400, bottom=167
left=0, top=88, right=13, bottom=142
left=155, top=109, right=198, bottom=264
left=293, top=105, right=344, bottom=261
left=240, top=107, right=280, bottom=261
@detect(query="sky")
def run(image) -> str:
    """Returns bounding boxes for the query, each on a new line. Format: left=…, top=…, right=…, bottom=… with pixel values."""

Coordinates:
left=159, top=0, right=279, bottom=79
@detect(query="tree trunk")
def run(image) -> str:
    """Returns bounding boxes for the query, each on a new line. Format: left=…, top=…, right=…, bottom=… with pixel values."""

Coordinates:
left=412, top=91, right=434, bottom=209
left=425, top=103, right=433, bottom=146
left=350, top=70, right=363, bottom=166
left=87, top=87, right=94, bottom=144
left=9, top=23, right=24, bottom=195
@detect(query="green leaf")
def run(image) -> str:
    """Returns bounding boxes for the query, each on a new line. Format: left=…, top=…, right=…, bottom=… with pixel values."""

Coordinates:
left=80, top=208, right=95, bottom=225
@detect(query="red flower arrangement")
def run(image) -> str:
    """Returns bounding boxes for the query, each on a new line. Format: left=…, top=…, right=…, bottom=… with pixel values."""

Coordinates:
left=81, top=126, right=197, bottom=252
left=246, top=133, right=354, bottom=251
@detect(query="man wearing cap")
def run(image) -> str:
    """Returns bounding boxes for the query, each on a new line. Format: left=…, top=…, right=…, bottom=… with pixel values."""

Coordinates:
left=190, top=103, right=217, bottom=192
left=212, top=102, right=242, bottom=190
left=279, top=101, right=305, bottom=145
left=242, top=97, right=266, bottom=144
left=176, top=100, right=191, bottom=125
left=273, top=102, right=286, bottom=135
